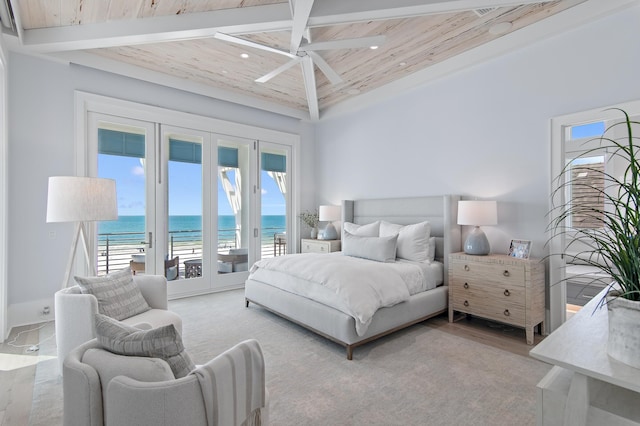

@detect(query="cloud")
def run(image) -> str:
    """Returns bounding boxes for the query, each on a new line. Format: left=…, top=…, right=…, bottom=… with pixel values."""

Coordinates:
left=262, top=188, right=268, bottom=195
left=132, top=166, right=145, bottom=176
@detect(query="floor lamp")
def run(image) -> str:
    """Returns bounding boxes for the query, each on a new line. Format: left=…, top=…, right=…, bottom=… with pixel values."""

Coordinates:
left=46, top=176, right=118, bottom=289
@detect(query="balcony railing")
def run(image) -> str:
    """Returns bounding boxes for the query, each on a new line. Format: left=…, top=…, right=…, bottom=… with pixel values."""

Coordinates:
left=98, top=226, right=286, bottom=275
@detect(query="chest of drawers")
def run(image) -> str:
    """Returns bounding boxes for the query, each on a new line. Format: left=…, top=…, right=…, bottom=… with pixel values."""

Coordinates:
left=448, top=253, right=545, bottom=344
left=300, top=239, right=341, bottom=254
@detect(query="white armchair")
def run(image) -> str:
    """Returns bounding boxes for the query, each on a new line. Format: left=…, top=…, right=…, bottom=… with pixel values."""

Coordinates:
left=55, top=274, right=182, bottom=373
left=63, top=338, right=269, bottom=426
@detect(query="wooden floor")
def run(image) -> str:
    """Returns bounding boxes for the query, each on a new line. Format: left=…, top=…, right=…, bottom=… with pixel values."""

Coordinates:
left=0, top=307, right=549, bottom=425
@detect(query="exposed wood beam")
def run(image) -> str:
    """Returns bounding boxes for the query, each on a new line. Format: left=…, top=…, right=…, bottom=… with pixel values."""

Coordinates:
left=18, top=3, right=293, bottom=53
left=289, top=0, right=315, bottom=54
left=300, top=56, right=319, bottom=120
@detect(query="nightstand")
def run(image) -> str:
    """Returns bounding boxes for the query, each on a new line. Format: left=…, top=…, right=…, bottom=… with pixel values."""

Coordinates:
left=448, top=252, right=545, bottom=344
left=301, top=239, right=341, bottom=254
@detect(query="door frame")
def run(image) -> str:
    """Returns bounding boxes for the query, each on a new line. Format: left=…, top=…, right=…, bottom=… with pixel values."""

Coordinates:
left=75, top=91, right=300, bottom=297
left=548, top=99, right=640, bottom=331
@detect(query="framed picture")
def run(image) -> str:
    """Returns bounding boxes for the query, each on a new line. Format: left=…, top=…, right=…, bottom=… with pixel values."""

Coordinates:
left=509, top=239, right=532, bottom=259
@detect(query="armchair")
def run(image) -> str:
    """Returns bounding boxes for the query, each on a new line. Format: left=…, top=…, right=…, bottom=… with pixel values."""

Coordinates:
left=55, top=274, right=182, bottom=373
left=63, top=338, right=269, bottom=426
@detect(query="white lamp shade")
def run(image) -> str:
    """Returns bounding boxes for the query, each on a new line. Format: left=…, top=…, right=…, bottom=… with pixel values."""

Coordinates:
left=319, top=205, right=341, bottom=222
left=46, top=176, right=118, bottom=223
left=457, top=200, right=497, bottom=226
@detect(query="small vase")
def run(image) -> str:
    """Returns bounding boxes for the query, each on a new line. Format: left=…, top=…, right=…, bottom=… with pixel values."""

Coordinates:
left=607, top=291, right=640, bottom=369
left=310, top=227, right=317, bottom=239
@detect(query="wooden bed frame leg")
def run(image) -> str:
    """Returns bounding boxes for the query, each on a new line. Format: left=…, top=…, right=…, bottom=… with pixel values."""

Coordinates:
left=245, top=299, right=249, bottom=308
left=346, top=346, right=353, bottom=361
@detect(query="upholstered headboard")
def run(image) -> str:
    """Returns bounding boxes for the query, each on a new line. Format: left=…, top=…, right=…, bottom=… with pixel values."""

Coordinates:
left=341, top=195, right=461, bottom=285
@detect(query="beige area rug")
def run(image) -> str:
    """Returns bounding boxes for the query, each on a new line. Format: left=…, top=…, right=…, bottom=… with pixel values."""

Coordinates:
left=28, top=289, right=551, bottom=425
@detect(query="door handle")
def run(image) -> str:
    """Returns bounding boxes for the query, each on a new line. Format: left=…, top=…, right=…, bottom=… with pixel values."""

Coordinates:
left=140, top=232, right=153, bottom=249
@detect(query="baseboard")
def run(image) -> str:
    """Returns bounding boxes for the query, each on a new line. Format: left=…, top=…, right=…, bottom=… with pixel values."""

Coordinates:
left=7, top=297, right=54, bottom=336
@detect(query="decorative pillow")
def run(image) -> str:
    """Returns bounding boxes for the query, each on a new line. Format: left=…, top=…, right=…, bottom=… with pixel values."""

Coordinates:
left=95, top=313, right=196, bottom=378
left=379, top=221, right=431, bottom=262
left=75, top=268, right=150, bottom=321
left=428, top=237, right=437, bottom=262
left=342, top=230, right=398, bottom=262
left=343, top=221, right=380, bottom=237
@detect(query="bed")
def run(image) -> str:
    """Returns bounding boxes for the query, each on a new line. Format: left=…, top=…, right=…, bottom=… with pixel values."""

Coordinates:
left=245, top=195, right=461, bottom=359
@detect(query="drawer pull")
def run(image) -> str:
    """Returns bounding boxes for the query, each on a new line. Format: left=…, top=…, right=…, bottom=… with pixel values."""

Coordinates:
left=463, top=282, right=469, bottom=289
left=504, top=309, right=510, bottom=317
left=464, top=265, right=470, bottom=271
left=503, top=289, right=510, bottom=297
left=503, top=270, right=510, bottom=277
left=463, top=300, right=469, bottom=307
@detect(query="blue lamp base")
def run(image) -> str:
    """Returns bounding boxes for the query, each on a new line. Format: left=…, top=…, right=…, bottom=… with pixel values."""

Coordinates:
left=464, top=226, right=490, bottom=255
left=320, top=223, right=338, bottom=240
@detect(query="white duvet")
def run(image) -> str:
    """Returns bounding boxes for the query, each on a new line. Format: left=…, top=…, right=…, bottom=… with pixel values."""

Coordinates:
left=248, top=253, right=440, bottom=336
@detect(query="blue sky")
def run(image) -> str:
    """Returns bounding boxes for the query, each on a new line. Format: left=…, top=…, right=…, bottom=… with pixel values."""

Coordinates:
left=98, top=154, right=285, bottom=216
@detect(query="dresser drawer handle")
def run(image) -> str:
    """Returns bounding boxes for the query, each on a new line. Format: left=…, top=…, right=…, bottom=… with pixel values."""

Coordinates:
left=464, top=265, right=470, bottom=271
left=463, top=282, right=469, bottom=289
left=504, top=289, right=510, bottom=297
left=504, top=309, right=510, bottom=317
left=463, top=300, right=469, bottom=307
left=503, top=270, right=510, bottom=277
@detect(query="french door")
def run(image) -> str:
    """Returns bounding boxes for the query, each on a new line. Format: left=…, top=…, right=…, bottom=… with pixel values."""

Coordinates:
left=87, top=111, right=292, bottom=298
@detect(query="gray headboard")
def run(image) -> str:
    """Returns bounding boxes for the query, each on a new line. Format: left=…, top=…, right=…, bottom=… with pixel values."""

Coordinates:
left=341, top=195, right=461, bottom=285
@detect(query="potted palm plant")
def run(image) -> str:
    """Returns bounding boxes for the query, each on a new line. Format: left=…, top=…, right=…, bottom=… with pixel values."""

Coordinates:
left=550, top=109, right=640, bottom=368
left=299, top=209, right=319, bottom=239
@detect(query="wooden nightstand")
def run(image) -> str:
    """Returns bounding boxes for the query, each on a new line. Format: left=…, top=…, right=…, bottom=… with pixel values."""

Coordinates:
left=301, top=239, right=341, bottom=254
left=448, top=252, right=545, bottom=345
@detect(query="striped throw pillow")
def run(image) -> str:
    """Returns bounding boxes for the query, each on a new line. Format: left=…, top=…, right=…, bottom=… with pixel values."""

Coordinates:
left=75, top=268, right=150, bottom=320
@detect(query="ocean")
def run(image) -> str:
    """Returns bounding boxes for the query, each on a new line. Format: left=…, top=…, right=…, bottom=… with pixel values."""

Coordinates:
left=99, top=215, right=286, bottom=246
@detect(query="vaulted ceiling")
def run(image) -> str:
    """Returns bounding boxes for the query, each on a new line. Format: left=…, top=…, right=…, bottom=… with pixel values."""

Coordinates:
left=0, top=0, right=625, bottom=121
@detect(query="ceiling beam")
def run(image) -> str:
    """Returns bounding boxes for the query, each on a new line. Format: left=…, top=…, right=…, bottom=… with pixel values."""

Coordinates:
left=289, top=0, right=315, bottom=53
left=300, top=56, right=319, bottom=120
left=17, top=3, right=293, bottom=53
left=14, top=0, right=547, bottom=53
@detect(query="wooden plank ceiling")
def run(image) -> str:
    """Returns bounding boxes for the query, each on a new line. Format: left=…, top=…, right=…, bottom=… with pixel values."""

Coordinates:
left=13, top=0, right=586, bottom=120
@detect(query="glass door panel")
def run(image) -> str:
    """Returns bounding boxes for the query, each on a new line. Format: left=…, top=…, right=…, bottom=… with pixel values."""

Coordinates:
left=216, top=136, right=255, bottom=286
left=259, top=142, right=290, bottom=259
left=89, top=113, right=157, bottom=277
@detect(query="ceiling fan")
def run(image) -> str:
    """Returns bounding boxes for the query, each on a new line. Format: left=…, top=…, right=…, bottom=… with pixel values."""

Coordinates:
left=213, top=0, right=386, bottom=120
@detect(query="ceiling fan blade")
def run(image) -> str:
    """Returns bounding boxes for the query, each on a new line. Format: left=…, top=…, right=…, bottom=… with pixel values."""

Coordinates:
left=289, top=0, right=315, bottom=54
left=299, top=35, right=386, bottom=52
left=306, top=51, right=342, bottom=85
left=300, top=56, right=319, bottom=120
left=214, top=32, right=297, bottom=59
left=255, top=57, right=302, bottom=83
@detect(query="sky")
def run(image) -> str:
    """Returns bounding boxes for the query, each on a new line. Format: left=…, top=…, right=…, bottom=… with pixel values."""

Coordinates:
left=98, top=154, right=286, bottom=217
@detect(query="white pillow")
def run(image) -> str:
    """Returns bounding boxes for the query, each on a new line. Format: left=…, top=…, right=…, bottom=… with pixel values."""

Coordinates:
left=342, top=230, right=398, bottom=262
left=343, top=221, right=380, bottom=237
left=379, top=220, right=431, bottom=262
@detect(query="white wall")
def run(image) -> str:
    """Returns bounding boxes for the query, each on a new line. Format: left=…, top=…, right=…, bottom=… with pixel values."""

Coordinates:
left=315, top=5, right=640, bottom=262
left=6, top=52, right=311, bottom=329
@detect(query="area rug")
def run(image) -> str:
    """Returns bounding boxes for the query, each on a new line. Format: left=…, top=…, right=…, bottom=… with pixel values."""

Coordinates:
left=29, top=289, right=551, bottom=425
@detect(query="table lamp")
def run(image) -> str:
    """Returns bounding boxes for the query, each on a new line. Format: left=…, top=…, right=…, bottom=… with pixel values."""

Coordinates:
left=457, top=200, right=497, bottom=255
left=318, top=205, right=341, bottom=240
left=47, top=176, right=118, bottom=288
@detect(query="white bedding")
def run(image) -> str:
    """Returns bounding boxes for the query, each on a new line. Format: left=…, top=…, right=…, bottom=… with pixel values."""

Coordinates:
left=248, top=253, right=443, bottom=336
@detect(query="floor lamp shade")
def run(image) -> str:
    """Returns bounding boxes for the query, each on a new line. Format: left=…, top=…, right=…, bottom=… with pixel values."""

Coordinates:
left=319, top=205, right=341, bottom=240
left=46, top=176, right=118, bottom=223
left=457, top=200, right=497, bottom=255
left=47, top=176, right=118, bottom=288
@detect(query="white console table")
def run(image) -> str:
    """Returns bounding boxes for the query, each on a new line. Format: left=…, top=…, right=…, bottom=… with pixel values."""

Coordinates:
left=530, top=289, right=640, bottom=425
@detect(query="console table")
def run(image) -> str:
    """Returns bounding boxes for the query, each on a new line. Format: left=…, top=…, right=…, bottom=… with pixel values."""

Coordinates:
left=530, top=288, right=640, bottom=425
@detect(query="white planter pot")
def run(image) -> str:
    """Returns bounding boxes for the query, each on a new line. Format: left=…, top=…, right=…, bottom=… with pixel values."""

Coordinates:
left=607, top=293, right=640, bottom=369
left=310, top=227, right=317, bottom=239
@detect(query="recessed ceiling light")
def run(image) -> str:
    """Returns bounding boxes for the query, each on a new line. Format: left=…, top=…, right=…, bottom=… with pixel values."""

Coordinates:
left=399, top=62, right=407, bottom=67
left=241, top=53, right=249, bottom=59
left=347, top=89, right=360, bottom=95
left=370, top=45, right=379, bottom=50
left=222, top=70, right=228, bottom=74
left=489, top=22, right=512, bottom=35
